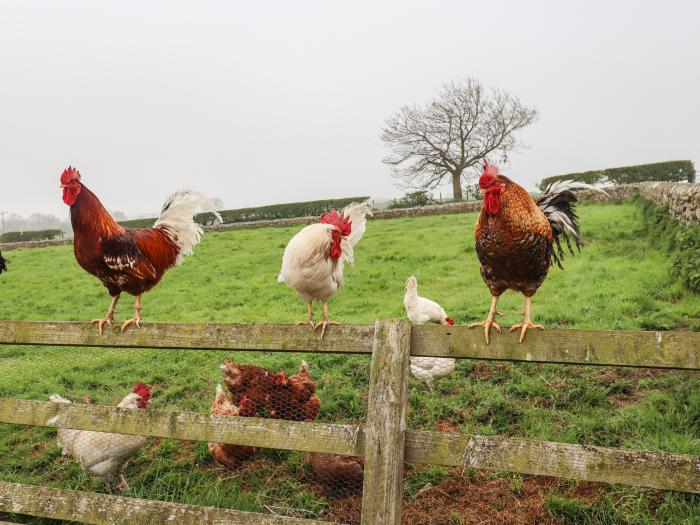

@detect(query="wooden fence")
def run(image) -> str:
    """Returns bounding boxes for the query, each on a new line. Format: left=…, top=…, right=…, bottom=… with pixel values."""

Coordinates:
left=0, top=320, right=698, bottom=524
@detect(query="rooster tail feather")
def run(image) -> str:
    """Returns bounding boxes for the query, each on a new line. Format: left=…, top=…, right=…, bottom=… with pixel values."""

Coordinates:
left=0, top=253, right=6, bottom=274
left=537, top=180, right=605, bottom=269
left=342, top=201, right=373, bottom=248
left=154, top=190, right=223, bottom=264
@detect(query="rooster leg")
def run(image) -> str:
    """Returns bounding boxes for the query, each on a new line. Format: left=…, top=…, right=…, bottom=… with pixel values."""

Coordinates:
left=295, top=302, right=316, bottom=329
left=314, top=300, right=340, bottom=339
left=509, top=296, right=545, bottom=343
left=120, top=295, right=142, bottom=333
left=91, top=295, right=120, bottom=335
left=468, top=296, right=502, bottom=344
left=115, top=473, right=129, bottom=493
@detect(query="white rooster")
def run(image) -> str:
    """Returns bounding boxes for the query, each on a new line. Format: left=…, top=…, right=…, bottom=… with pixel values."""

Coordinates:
left=404, top=275, right=456, bottom=390
left=278, top=202, right=372, bottom=337
left=48, top=383, right=151, bottom=493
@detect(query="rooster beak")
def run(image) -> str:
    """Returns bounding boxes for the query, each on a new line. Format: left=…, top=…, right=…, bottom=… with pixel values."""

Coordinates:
left=479, top=188, right=486, bottom=194
left=60, top=184, right=67, bottom=188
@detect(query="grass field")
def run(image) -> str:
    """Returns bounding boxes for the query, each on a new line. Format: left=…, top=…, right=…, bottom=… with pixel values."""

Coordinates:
left=0, top=201, right=699, bottom=524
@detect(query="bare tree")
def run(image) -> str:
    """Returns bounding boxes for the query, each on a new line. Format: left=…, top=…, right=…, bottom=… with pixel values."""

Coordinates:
left=381, top=78, right=537, bottom=201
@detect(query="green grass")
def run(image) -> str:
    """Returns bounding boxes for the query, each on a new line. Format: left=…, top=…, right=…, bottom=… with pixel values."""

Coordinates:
left=0, top=201, right=698, bottom=524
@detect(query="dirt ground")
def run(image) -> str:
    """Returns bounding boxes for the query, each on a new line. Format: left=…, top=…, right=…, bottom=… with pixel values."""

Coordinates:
left=320, top=469, right=606, bottom=524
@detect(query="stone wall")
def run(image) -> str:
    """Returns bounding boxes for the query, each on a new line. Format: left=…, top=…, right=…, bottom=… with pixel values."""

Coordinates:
left=576, top=181, right=700, bottom=224
left=3, top=182, right=697, bottom=251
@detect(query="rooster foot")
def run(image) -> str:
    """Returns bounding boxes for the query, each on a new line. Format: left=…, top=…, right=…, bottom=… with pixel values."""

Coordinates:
left=296, top=320, right=317, bottom=329
left=90, top=316, right=114, bottom=336
left=114, top=474, right=129, bottom=493
left=467, top=319, right=501, bottom=345
left=120, top=315, right=142, bottom=333
left=509, top=322, right=545, bottom=343
left=314, top=319, right=340, bottom=339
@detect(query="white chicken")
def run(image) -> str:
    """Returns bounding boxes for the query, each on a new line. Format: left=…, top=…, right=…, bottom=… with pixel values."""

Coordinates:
left=48, top=383, right=151, bottom=492
left=278, top=202, right=372, bottom=337
left=404, top=276, right=456, bottom=390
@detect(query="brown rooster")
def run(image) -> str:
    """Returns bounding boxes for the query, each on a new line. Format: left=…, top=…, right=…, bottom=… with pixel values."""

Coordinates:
left=471, top=160, right=602, bottom=343
left=208, top=385, right=257, bottom=469
left=60, top=166, right=220, bottom=333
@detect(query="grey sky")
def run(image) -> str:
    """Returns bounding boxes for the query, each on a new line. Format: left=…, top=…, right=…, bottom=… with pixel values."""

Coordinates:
left=1, top=0, right=697, bottom=218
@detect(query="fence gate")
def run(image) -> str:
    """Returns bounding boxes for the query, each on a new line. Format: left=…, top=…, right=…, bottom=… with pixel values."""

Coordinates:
left=0, top=319, right=698, bottom=524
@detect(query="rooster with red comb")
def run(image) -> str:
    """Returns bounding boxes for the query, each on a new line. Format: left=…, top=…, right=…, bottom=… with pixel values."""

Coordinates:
left=48, top=383, right=152, bottom=492
left=470, top=160, right=604, bottom=343
left=278, top=202, right=372, bottom=337
left=60, top=166, right=221, bottom=333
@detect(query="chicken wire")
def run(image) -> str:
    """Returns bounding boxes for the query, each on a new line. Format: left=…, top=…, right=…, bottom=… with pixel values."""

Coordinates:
left=0, top=345, right=372, bottom=524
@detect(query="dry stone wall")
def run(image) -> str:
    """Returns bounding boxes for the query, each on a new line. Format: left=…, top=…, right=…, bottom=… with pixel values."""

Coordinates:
left=3, top=182, right=698, bottom=251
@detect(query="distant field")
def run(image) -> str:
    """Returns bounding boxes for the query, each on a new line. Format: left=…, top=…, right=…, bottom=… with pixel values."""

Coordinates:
left=0, top=202, right=698, bottom=524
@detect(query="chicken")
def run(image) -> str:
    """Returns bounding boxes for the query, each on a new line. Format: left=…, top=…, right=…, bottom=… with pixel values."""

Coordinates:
left=0, top=250, right=6, bottom=274
left=470, top=160, right=603, bottom=343
left=221, top=360, right=320, bottom=421
left=404, top=275, right=454, bottom=326
left=404, top=275, right=455, bottom=389
left=268, top=361, right=321, bottom=422
left=278, top=202, right=372, bottom=337
left=60, top=166, right=221, bottom=334
left=208, top=385, right=257, bottom=469
left=48, top=383, right=151, bottom=493
left=409, top=357, right=456, bottom=391
left=309, top=453, right=364, bottom=492
left=220, top=361, right=276, bottom=410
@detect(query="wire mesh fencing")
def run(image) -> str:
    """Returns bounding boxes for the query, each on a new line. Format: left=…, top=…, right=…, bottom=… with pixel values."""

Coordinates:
left=0, top=345, right=371, bottom=524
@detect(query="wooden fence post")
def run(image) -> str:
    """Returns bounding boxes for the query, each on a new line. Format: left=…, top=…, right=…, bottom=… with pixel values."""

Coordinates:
left=361, top=319, right=411, bottom=525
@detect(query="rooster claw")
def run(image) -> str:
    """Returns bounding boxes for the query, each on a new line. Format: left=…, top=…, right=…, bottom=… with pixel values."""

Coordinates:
left=296, top=320, right=317, bottom=329
left=509, top=322, right=544, bottom=343
left=91, top=318, right=113, bottom=336
left=467, top=319, right=501, bottom=344
left=314, top=319, right=340, bottom=339
left=120, top=317, right=141, bottom=333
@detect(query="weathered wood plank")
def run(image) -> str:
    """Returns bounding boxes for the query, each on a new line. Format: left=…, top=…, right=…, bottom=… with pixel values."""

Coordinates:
left=1, top=321, right=698, bottom=369
left=2, top=399, right=697, bottom=493
left=411, top=325, right=700, bottom=369
left=0, top=481, right=332, bottom=524
left=405, top=431, right=700, bottom=493
left=0, top=399, right=364, bottom=456
left=361, top=319, right=411, bottom=525
left=0, top=320, right=375, bottom=354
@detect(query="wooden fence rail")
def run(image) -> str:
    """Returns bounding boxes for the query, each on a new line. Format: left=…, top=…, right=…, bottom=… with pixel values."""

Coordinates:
left=1, top=320, right=699, bottom=369
left=0, top=319, right=699, bottom=525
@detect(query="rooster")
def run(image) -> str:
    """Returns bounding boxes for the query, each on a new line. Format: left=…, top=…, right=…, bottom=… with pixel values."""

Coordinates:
left=208, top=385, right=257, bottom=469
left=278, top=202, right=372, bottom=337
left=470, top=160, right=603, bottom=343
left=60, top=166, right=221, bottom=333
left=404, top=275, right=455, bottom=389
left=48, top=383, right=151, bottom=493
left=0, top=250, right=6, bottom=274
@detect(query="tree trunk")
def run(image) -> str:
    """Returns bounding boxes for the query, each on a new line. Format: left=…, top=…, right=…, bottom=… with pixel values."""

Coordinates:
left=451, top=172, right=463, bottom=201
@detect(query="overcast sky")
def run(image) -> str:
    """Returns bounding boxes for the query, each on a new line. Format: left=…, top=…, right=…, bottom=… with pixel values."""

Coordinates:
left=1, top=1, right=697, bottom=218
